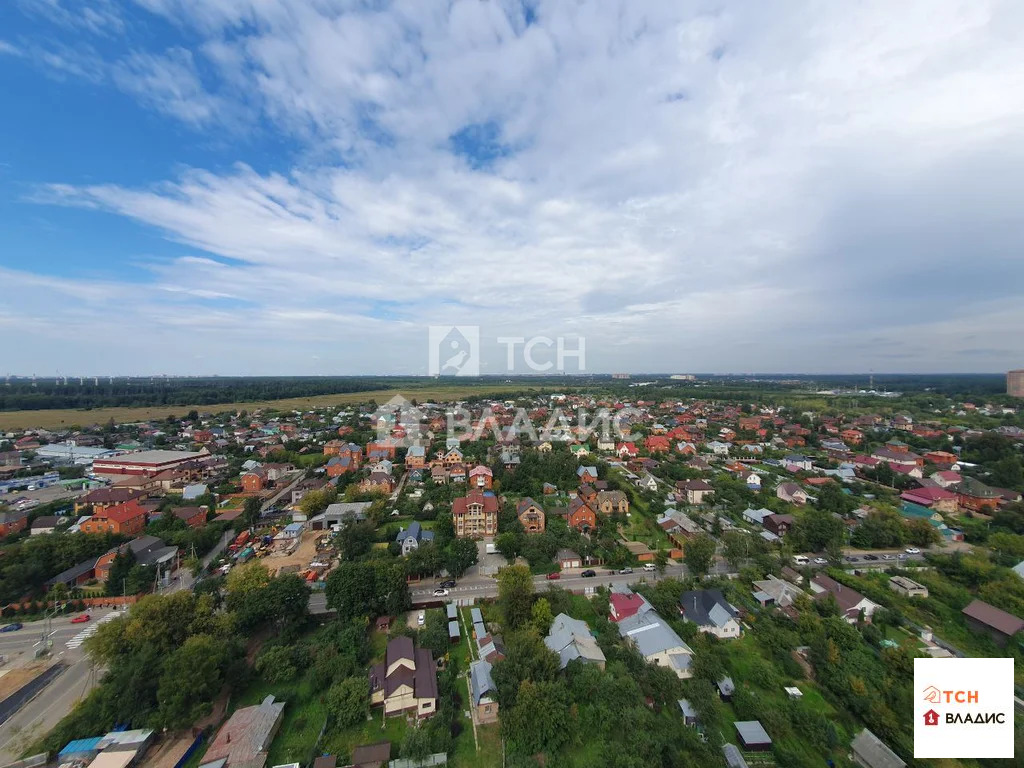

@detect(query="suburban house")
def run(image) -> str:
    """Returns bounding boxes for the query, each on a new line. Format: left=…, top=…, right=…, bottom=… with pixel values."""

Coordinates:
left=636, top=473, right=659, bottom=492
left=395, top=521, right=434, bottom=555
left=775, top=482, right=808, bottom=505
left=469, top=660, right=499, bottom=725
left=172, top=506, right=207, bottom=528
left=763, top=514, right=795, bottom=537
left=544, top=613, right=606, bottom=670
left=80, top=499, right=147, bottom=536
left=73, top=487, right=146, bottom=514
left=955, top=477, right=1002, bottom=513
left=751, top=575, right=805, bottom=610
left=678, top=590, right=741, bottom=639
left=95, top=535, right=179, bottom=582
left=888, top=575, right=928, bottom=598
left=679, top=479, right=715, bottom=505
left=810, top=573, right=879, bottom=623
left=369, top=636, right=438, bottom=718
left=516, top=498, right=546, bottom=533
left=241, top=469, right=268, bottom=493
left=595, top=490, right=629, bottom=516
left=199, top=695, right=285, bottom=768
left=469, top=465, right=493, bottom=490
left=577, top=465, right=598, bottom=483
left=0, top=508, right=28, bottom=537
left=452, top=490, right=499, bottom=538
left=32, top=515, right=65, bottom=536
left=557, top=548, right=582, bottom=569
left=405, top=445, right=427, bottom=469
left=613, top=589, right=694, bottom=678
left=849, top=728, right=906, bottom=768
left=566, top=497, right=597, bottom=532
left=743, top=508, right=772, bottom=526
left=900, top=486, right=958, bottom=513
left=784, top=454, right=813, bottom=471
left=961, top=599, right=1024, bottom=646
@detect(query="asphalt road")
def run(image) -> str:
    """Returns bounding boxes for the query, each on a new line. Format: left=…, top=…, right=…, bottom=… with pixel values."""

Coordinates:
left=0, top=611, right=121, bottom=763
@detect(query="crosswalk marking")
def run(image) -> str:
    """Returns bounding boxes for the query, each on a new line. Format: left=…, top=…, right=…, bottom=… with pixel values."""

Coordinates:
left=65, top=610, right=124, bottom=650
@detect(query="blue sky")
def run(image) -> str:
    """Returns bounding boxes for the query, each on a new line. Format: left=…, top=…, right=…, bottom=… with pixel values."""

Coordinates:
left=2, top=0, right=1023, bottom=376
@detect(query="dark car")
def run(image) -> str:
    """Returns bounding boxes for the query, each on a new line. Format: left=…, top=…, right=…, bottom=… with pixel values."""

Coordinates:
left=439, top=579, right=456, bottom=589
left=0, top=622, right=22, bottom=633
left=581, top=569, right=596, bottom=577
left=863, top=554, right=880, bottom=561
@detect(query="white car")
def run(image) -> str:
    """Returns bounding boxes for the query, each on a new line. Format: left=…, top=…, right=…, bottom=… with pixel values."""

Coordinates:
left=905, top=547, right=921, bottom=555
left=432, top=588, right=449, bottom=597
left=813, top=557, right=827, bottom=565
left=417, top=612, right=425, bottom=626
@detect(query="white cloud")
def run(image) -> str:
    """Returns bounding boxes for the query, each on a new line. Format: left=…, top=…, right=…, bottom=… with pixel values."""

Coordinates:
left=7, top=0, right=1024, bottom=373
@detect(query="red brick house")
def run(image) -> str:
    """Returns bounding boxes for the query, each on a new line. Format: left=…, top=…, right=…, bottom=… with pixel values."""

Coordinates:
left=80, top=499, right=147, bottom=536
left=74, top=487, right=147, bottom=514
left=566, top=498, right=597, bottom=532
left=469, top=465, right=493, bottom=490
left=241, top=469, right=268, bottom=493
left=644, top=436, right=671, bottom=454
left=0, top=508, right=29, bottom=537
left=361, top=472, right=397, bottom=494
left=172, top=506, right=208, bottom=528
left=616, top=442, right=638, bottom=458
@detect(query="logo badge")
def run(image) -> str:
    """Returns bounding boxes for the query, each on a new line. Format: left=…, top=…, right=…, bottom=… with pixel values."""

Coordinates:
left=428, top=326, right=479, bottom=376
left=914, top=658, right=1013, bottom=758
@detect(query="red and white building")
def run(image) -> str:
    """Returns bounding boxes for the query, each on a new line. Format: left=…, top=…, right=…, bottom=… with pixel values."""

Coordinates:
left=92, top=449, right=205, bottom=478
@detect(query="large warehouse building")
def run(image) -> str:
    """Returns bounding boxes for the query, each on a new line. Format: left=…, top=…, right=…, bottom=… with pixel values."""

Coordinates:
left=92, top=449, right=205, bottom=478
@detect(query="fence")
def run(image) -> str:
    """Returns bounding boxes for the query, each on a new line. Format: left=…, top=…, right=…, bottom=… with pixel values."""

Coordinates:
left=388, top=755, right=447, bottom=768
left=172, top=733, right=205, bottom=768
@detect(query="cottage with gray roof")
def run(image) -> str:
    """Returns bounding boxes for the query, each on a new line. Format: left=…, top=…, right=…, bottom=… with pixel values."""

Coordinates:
left=544, top=613, right=606, bottom=670
left=395, top=520, right=434, bottom=555
left=617, top=604, right=694, bottom=678
left=469, top=660, right=499, bottom=724
left=679, top=589, right=741, bottom=639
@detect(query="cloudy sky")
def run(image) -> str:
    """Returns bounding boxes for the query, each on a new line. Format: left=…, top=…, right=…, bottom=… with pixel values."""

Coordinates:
left=2, top=0, right=1023, bottom=376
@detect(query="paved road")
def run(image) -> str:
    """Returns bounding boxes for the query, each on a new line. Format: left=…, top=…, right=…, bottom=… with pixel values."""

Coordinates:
left=0, top=611, right=125, bottom=763
left=307, top=547, right=928, bottom=613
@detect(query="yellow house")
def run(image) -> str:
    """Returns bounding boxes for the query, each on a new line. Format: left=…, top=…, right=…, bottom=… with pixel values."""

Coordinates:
left=369, top=637, right=438, bottom=719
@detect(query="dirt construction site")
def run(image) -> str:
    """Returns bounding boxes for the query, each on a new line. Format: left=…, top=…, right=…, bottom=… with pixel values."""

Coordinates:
left=263, top=530, right=334, bottom=579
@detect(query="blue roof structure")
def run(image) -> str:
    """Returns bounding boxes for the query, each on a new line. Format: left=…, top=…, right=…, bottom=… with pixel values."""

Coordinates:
left=59, top=737, right=102, bottom=756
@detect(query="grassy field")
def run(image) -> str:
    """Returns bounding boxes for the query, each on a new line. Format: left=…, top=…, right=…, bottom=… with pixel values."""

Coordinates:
left=0, top=384, right=558, bottom=430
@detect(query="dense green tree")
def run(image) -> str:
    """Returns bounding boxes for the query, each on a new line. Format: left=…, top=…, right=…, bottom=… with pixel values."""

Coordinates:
left=502, top=680, right=573, bottom=756
left=683, top=534, right=716, bottom=578
left=446, top=537, right=479, bottom=577
left=325, top=559, right=410, bottom=621
left=155, top=634, right=227, bottom=727
left=326, top=676, right=368, bottom=728
left=497, top=564, right=534, bottom=630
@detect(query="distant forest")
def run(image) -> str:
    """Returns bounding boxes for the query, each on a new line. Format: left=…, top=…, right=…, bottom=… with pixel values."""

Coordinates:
left=0, top=372, right=1010, bottom=412
left=0, top=377, right=392, bottom=411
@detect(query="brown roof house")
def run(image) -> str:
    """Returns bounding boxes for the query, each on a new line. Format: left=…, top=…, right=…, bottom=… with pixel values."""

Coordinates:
left=810, top=573, right=879, bottom=623
left=961, top=599, right=1024, bottom=646
left=344, top=743, right=391, bottom=768
left=199, top=695, right=285, bottom=768
left=368, top=636, right=438, bottom=718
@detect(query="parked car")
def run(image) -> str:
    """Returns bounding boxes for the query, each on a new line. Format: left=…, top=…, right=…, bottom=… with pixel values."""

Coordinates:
left=0, top=623, right=22, bottom=633
left=643, top=563, right=656, bottom=572
left=863, top=554, right=879, bottom=561
left=792, top=555, right=810, bottom=566
left=619, top=567, right=633, bottom=574
left=881, top=554, right=895, bottom=560
left=546, top=572, right=561, bottom=580
left=905, top=547, right=921, bottom=555
left=417, top=612, right=425, bottom=626
left=813, top=557, right=827, bottom=565
left=432, top=588, right=449, bottom=597
left=439, top=579, right=456, bottom=589
left=71, top=614, right=90, bottom=624
left=581, top=569, right=596, bottom=577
